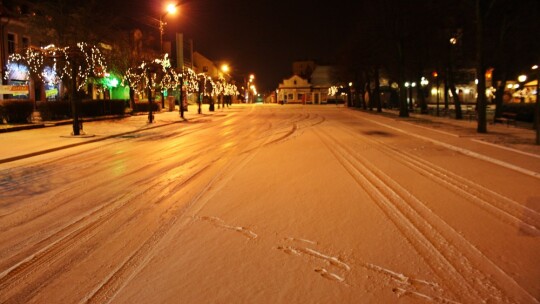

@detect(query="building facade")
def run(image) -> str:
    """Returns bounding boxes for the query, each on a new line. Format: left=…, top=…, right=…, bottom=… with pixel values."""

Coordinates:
left=276, top=65, right=342, bottom=104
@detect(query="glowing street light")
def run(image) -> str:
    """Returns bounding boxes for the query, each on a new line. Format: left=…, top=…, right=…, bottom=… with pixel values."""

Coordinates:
left=159, top=2, right=179, bottom=54
left=518, top=74, right=528, bottom=83
left=221, top=64, right=230, bottom=73
left=532, top=64, right=540, bottom=144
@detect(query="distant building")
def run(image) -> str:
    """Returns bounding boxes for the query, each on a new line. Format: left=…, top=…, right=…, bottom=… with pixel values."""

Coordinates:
left=276, top=63, right=343, bottom=104
left=277, top=75, right=311, bottom=104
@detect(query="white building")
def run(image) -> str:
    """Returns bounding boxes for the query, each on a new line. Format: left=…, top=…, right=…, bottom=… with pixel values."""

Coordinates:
left=276, top=65, right=343, bottom=104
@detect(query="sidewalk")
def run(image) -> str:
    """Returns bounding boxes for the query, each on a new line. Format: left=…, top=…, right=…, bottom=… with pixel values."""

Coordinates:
left=380, top=108, right=540, bottom=156
left=0, top=106, right=225, bottom=164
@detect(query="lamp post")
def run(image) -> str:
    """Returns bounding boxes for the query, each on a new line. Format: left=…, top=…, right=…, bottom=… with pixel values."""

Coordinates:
left=533, top=64, right=539, bottom=144
left=518, top=74, right=527, bottom=103
left=410, top=82, right=416, bottom=111
left=248, top=74, right=254, bottom=103
left=404, top=82, right=410, bottom=110
left=219, top=64, right=229, bottom=109
left=159, top=3, right=178, bottom=54
left=433, top=71, right=440, bottom=116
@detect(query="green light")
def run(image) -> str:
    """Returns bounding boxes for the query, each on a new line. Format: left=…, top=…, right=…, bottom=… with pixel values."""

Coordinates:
left=103, top=75, right=119, bottom=88
left=109, top=78, right=119, bottom=87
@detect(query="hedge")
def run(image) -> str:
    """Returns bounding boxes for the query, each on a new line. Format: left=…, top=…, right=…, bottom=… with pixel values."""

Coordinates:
left=37, top=100, right=71, bottom=120
left=37, top=99, right=128, bottom=120
left=132, top=101, right=161, bottom=113
left=501, top=103, right=535, bottom=123
left=80, top=99, right=127, bottom=117
left=0, top=99, right=34, bottom=123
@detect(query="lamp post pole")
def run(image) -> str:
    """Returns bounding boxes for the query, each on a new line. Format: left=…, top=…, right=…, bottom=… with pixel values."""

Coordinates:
left=405, top=82, right=410, bottom=110
left=159, top=16, right=164, bottom=54
left=159, top=4, right=178, bottom=54
left=533, top=64, right=539, bottom=144
left=435, top=73, right=440, bottom=116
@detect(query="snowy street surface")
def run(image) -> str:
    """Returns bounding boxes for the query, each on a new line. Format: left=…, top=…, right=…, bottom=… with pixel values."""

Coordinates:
left=1, top=104, right=539, bottom=303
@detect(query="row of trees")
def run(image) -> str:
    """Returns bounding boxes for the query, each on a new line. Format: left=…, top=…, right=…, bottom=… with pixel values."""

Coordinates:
left=4, top=0, right=238, bottom=133
left=122, top=54, right=237, bottom=121
left=336, top=0, right=540, bottom=141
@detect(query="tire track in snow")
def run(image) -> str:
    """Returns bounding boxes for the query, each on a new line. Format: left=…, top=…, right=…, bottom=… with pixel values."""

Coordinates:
left=316, top=129, right=537, bottom=303
left=0, top=160, right=211, bottom=303
left=364, top=117, right=540, bottom=179
left=0, top=112, right=270, bottom=302
left=82, top=112, right=288, bottom=303
left=338, top=125, right=540, bottom=234
left=0, top=109, right=323, bottom=302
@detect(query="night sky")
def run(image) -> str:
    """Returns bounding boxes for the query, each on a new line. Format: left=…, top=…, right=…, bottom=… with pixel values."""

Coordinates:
left=120, top=0, right=357, bottom=92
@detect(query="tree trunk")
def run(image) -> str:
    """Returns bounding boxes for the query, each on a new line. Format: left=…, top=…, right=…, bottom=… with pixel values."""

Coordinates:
left=444, top=70, right=450, bottom=111
left=448, top=82, right=463, bottom=120
left=374, top=67, right=382, bottom=112
left=535, top=67, right=540, bottom=144
left=129, top=87, right=135, bottom=110
left=365, top=72, right=373, bottom=111
left=417, top=75, right=428, bottom=114
left=493, top=76, right=506, bottom=122
left=476, top=0, right=487, bottom=133
left=398, top=39, right=409, bottom=118
left=70, top=63, right=81, bottom=135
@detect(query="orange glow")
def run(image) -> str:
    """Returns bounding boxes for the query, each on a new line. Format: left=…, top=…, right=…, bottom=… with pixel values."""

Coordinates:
left=166, top=3, right=178, bottom=14
left=485, top=68, right=493, bottom=79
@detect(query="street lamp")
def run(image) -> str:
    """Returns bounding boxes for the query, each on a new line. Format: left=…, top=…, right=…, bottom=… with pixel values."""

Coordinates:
left=410, top=82, right=416, bottom=110
left=433, top=71, right=440, bottom=116
left=221, top=64, right=230, bottom=74
left=159, top=3, right=178, bottom=54
left=518, top=74, right=528, bottom=103
left=247, top=74, right=255, bottom=103
left=404, top=82, right=411, bottom=110
left=532, top=64, right=540, bottom=144
left=219, top=64, right=230, bottom=109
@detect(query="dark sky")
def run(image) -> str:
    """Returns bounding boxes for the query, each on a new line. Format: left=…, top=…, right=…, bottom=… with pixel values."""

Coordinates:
left=122, top=0, right=357, bottom=92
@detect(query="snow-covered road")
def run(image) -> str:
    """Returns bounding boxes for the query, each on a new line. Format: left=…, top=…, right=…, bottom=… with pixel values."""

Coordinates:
left=1, top=105, right=539, bottom=303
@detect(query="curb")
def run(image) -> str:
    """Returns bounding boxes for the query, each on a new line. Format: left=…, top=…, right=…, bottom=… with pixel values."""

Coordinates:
left=0, top=114, right=201, bottom=164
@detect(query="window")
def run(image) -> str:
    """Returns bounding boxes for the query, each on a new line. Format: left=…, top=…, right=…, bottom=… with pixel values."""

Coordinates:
left=22, top=37, right=30, bottom=49
left=288, top=93, right=293, bottom=99
left=293, top=80, right=297, bottom=85
left=298, top=93, right=304, bottom=101
left=7, top=33, right=16, bottom=54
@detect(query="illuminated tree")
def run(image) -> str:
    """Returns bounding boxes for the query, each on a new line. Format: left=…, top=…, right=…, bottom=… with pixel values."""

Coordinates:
left=5, top=42, right=107, bottom=135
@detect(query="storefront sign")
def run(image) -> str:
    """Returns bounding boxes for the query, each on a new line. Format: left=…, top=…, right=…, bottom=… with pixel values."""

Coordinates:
left=46, top=88, right=59, bottom=98
left=0, top=85, right=29, bottom=95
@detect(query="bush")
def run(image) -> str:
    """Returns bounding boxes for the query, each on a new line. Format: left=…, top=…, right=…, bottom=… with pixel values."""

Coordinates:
left=37, top=99, right=128, bottom=120
left=80, top=99, right=127, bottom=117
left=501, top=103, right=535, bottom=122
left=1, top=99, right=34, bottom=123
left=132, top=101, right=161, bottom=113
left=37, top=100, right=71, bottom=120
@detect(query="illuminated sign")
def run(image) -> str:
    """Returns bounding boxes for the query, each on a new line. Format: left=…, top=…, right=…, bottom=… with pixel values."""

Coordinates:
left=46, top=88, right=59, bottom=97
left=0, top=85, right=29, bottom=95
